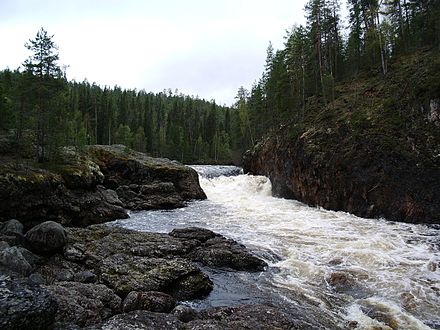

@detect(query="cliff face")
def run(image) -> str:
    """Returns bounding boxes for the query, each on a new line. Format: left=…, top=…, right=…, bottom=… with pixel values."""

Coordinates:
left=243, top=50, right=440, bottom=224
left=0, top=145, right=206, bottom=228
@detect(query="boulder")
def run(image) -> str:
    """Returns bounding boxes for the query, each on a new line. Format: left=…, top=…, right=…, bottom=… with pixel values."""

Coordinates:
left=0, top=219, right=23, bottom=236
left=0, top=241, right=9, bottom=251
left=45, top=282, right=121, bottom=328
left=0, top=246, right=33, bottom=275
left=170, top=227, right=266, bottom=271
left=116, top=183, right=185, bottom=210
left=25, top=221, right=67, bottom=255
left=0, top=274, right=57, bottom=330
left=172, top=305, right=199, bottom=323
left=122, top=291, right=176, bottom=313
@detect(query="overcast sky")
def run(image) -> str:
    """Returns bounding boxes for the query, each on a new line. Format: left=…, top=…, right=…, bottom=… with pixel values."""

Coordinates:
left=0, top=1, right=313, bottom=105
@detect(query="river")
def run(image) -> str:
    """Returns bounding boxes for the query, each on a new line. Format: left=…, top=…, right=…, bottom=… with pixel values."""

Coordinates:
left=110, top=165, right=440, bottom=329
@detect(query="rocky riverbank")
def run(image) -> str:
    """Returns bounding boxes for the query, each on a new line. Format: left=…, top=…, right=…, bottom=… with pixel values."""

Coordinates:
left=0, top=144, right=206, bottom=228
left=0, top=219, right=342, bottom=329
left=244, top=50, right=440, bottom=224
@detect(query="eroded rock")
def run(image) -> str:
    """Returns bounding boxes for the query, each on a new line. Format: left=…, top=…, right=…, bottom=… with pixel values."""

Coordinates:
left=25, top=221, right=67, bottom=255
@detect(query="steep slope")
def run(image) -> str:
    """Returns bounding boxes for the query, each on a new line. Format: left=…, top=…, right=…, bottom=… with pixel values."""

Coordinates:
left=244, top=50, right=440, bottom=224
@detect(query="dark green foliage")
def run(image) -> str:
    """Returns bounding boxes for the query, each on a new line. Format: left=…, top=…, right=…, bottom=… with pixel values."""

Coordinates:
left=1, top=70, right=238, bottom=165
left=238, top=0, right=440, bottom=153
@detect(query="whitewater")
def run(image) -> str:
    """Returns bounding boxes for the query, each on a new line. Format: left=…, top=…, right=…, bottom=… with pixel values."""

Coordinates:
left=110, top=165, right=440, bottom=329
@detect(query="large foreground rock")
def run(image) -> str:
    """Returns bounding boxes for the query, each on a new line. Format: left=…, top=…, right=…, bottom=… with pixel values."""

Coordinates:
left=0, top=145, right=206, bottom=227
left=86, top=304, right=322, bottom=329
left=0, top=274, right=57, bottom=330
left=0, top=221, right=342, bottom=329
left=44, top=282, right=121, bottom=327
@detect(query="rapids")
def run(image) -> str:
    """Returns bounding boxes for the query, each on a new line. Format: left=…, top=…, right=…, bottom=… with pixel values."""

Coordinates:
left=110, top=165, right=440, bottom=329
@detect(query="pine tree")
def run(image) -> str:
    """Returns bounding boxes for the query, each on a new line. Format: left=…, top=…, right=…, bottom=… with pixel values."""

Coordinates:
left=23, top=28, right=66, bottom=161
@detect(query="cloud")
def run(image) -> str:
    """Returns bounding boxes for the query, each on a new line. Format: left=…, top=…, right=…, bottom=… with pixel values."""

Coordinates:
left=0, top=0, right=309, bottom=104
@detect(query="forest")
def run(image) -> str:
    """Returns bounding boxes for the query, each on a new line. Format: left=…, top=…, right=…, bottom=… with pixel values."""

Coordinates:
left=0, top=0, right=439, bottom=164
left=0, top=52, right=241, bottom=164
left=237, top=0, right=440, bottom=148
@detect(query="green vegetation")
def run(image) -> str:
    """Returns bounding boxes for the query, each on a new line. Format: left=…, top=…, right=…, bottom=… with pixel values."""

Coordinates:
left=1, top=1, right=439, bottom=166
left=0, top=29, right=244, bottom=164
left=237, top=0, right=440, bottom=151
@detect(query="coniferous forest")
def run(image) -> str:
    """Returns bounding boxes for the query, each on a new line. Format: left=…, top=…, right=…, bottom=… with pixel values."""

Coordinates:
left=0, top=40, right=239, bottom=164
left=237, top=0, right=440, bottom=149
left=1, top=0, right=439, bottom=164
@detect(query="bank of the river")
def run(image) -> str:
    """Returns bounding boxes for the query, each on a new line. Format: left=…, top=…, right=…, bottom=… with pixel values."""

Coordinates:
left=113, top=166, right=440, bottom=329
left=0, top=144, right=205, bottom=228
left=244, top=50, right=440, bottom=224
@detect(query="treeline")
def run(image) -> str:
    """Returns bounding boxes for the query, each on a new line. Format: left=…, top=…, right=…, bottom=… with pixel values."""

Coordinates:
left=0, top=29, right=244, bottom=164
left=237, top=0, right=440, bottom=148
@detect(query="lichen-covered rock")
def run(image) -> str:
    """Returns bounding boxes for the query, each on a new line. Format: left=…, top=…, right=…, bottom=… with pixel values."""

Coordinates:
left=25, top=221, right=67, bottom=255
left=74, top=271, right=97, bottom=284
left=190, top=305, right=302, bottom=329
left=87, top=145, right=206, bottom=210
left=191, top=236, right=266, bottom=271
left=122, top=291, right=176, bottom=313
left=100, top=254, right=213, bottom=299
left=169, top=227, right=218, bottom=242
left=44, top=282, right=121, bottom=327
left=0, top=159, right=128, bottom=228
left=116, top=183, right=185, bottom=210
left=170, top=227, right=266, bottom=272
left=86, top=310, right=183, bottom=330
left=87, top=304, right=317, bottom=330
left=0, top=145, right=205, bottom=227
left=0, top=274, right=57, bottom=330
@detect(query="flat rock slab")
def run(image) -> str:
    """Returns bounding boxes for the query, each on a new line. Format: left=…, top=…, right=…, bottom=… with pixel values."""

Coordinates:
left=85, top=305, right=305, bottom=330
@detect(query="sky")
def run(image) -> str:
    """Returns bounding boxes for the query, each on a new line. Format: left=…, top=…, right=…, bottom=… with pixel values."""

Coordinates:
left=0, top=0, right=312, bottom=106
